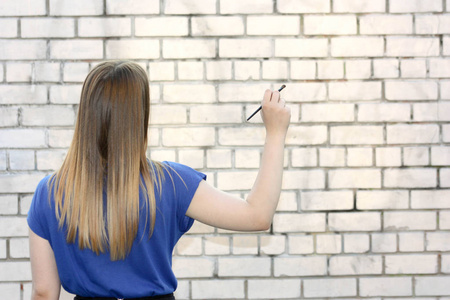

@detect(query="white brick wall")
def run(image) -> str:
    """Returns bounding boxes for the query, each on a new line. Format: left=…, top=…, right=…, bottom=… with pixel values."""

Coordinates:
left=1, top=2, right=449, bottom=299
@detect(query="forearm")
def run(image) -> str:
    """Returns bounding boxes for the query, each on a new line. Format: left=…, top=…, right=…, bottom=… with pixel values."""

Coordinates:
left=247, top=132, right=287, bottom=227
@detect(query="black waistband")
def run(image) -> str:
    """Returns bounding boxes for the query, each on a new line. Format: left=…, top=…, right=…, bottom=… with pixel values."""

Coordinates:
left=74, top=293, right=174, bottom=300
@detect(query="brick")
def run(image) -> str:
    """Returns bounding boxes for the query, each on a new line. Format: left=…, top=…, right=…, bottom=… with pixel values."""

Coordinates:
left=165, top=0, right=216, bottom=14
left=172, top=258, right=214, bottom=278
left=390, top=0, right=442, bottom=12
left=358, top=103, right=410, bottom=122
left=347, top=147, right=373, bottom=167
left=317, top=234, right=341, bottom=254
left=384, top=211, right=436, bottom=231
left=333, top=0, right=385, bottom=12
left=412, top=190, right=450, bottom=209
left=219, top=128, right=264, bottom=146
left=20, top=196, right=33, bottom=215
left=0, top=240, right=7, bottom=258
left=0, top=195, right=18, bottom=215
left=442, top=168, right=450, bottom=188
left=386, top=37, right=440, bottom=57
left=275, top=38, right=328, bottom=57
left=282, top=170, right=325, bottom=189
left=49, top=85, right=82, bottom=104
left=220, top=38, right=271, bottom=58
left=360, top=15, right=413, bottom=35
left=163, top=84, right=215, bottom=103
left=414, top=103, right=450, bottom=121
left=0, top=107, right=19, bottom=127
left=387, top=125, right=439, bottom=144
left=274, top=256, right=327, bottom=276
left=0, top=217, right=28, bottom=237
left=63, top=63, right=89, bottom=82
left=207, top=150, right=232, bottom=169
left=427, top=232, right=450, bottom=251
left=304, top=15, right=356, bottom=35
left=50, top=0, right=103, bottom=15
left=135, top=17, right=188, bottom=36
left=416, top=15, right=450, bottom=34
left=10, top=238, right=29, bottom=258
left=386, top=254, right=437, bottom=274
left=329, top=81, right=382, bottom=101
left=220, top=0, right=273, bottom=14
left=376, top=147, right=401, bottom=167
left=149, top=105, right=185, bottom=124
left=219, top=83, right=270, bottom=103
left=399, top=232, right=424, bottom=252
left=204, top=236, right=229, bottom=255
left=330, top=255, right=382, bottom=275
left=374, top=59, right=399, bottom=78
left=175, top=281, right=188, bottom=299
left=0, top=19, right=17, bottom=37
left=21, top=18, right=75, bottom=38
left=9, top=150, right=35, bottom=170
left=51, top=40, right=103, bottom=60
left=291, top=148, right=317, bottom=167
left=106, top=39, right=159, bottom=59
left=331, top=37, right=384, bottom=57
left=177, top=62, right=203, bottom=80
left=0, top=0, right=46, bottom=16
left=248, top=16, right=300, bottom=35
left=290, top=60, right=315, bottom=80
left=301, top=190, right=353, bottom=211
left=287, top=126, right=327, bottom=145
left=344, top=234, right=370, bottom=253
left=218, top=257, right=270, bottom=277
left=232, top=235, right=257, bottom=255
left=317, top=60, right=344, bottom=79
left=283, top=83, right=327, bottom=102
left=372, top=233, right=397, bottom=253
left=106, top=0, right=159, bottom=14
left=162, top=127, right=215, bottom=147
left=304, top=278, right=357, bottom=297
left=430, top=59, right=450, bottom=78
left=445, top=37, right=450, bottom=55
left=260, top=235, right=285, bottom=255
left=441, top=211, right=450, bottom=229
left=401, top=59, right=427, bottom=78
left=22, top=105, right=75, bottom=126
left=192, top=280, right=244, bottom=299
left=443, top=81, right=450, bottom=100
left=357, top=190, right=409, bottom=210
left=206, top=61, right=232, bottom=80
left=34, top=62, right=60, bottom=82
left=0, top=284, right=19, bottom=299
left=147, top=62, right=174, bottom=81
left=248, top=279, right=300, bottom=299
left=345, top=59, right=371, bottom=79
left=234, top=61, right=260, bottom=80
left=0, top=262, right=31, bottom=281
left=0, top=129, right=46, bottom=148
left=416, top=276, right=450, bottom=296
left=6, top=62, right=31, bottom=82
left=176, top=236, right=202, bottom=255
left=384, top=168, right=436, bottom=188
left=432, top=147, right=450, bottom=165
left=78, top=17, right=131, bottom=37
left=37, top=150, right=67, bottom=171
left=273, top=213, right=326, bottom=233
left=164, top=39, right=214, bottom=59
left=178, top=150, right=204, bottom=169
left=235, top=149, right=260, bottom=168
left=404, top=147, right=429, bottom=166
left=319, top=148, right=345, bottom=167
left=262, top=61, right=288, bottom=80
left=288, top=235, right=314, bottom=254
left=331, top=126, right=383, bottom=145
left=0, top=39, right=46, bottom=60
left=443, top=255, right=450, bottom=272
left=216, top=171, right=257, bottom=190
left=278, top=0, right=330, bottom=13
left=302, top=104, right=353, bottom=123
left=192, top=17, right=244, bottom=36
left=359, top=277, right=412, bottom=296
left=328, top=212, right=381, bottom=231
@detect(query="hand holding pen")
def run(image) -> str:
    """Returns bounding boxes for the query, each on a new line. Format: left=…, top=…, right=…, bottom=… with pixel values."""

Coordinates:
left=247, top=85, right=286, bottom=121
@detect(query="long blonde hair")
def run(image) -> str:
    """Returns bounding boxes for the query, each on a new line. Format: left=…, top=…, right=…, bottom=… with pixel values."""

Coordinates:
left=50, top=61, right=164, bottom=261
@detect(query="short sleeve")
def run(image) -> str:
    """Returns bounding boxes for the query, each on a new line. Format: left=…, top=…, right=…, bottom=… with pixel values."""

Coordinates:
left=27, top=176, right=52, bottom=241
left=163, top=162, right=206, bottom=233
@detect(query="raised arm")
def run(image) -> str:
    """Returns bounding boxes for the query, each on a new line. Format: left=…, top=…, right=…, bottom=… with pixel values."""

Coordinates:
left=186, top=89, right=291, bottom=231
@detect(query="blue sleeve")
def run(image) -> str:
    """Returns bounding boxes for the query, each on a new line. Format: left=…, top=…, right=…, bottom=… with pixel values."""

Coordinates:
left=27, top=175, right=53, bottom=241
left=163, top=162, right=206, bottom=233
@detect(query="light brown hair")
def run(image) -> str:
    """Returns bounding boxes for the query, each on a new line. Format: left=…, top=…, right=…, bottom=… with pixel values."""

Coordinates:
left=50, top=61, right=164, bottom=260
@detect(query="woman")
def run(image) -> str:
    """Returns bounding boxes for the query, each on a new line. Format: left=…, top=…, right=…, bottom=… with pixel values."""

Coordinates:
left=28, top=61, right=290, bottom=300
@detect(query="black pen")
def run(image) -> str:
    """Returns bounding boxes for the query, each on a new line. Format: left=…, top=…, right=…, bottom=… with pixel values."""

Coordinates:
left=246, top=85, right=286, bottom=122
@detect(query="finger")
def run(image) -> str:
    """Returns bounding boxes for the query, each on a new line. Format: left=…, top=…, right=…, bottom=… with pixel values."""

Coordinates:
left=270, top=91, right=280, bottom=102
left=279, top=98, right=286, bottom=107
left=263, top=89, right=272, bottom=103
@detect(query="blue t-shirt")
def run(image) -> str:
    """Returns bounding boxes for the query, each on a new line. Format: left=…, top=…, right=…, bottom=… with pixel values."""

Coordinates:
left=27, top=161, right=206, bottom=298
